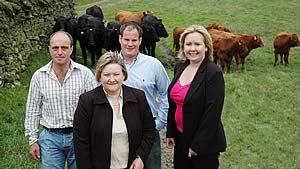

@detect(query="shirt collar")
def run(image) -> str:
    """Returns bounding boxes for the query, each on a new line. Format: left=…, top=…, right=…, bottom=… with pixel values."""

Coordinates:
left=102, top=86, right=123, bottom=99
left=119, top=52, right=139, bottom=65
left=38, top=60, right=81, bottom=74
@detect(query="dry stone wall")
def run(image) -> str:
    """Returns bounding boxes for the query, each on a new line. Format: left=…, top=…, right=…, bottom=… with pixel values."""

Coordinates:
left=0, top=0, right=75, bottom=87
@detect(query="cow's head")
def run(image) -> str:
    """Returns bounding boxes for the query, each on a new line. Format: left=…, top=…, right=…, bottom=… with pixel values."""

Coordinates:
left=53, top=16, right=71, bottom=32
left=253, top=34, right=264, bottom=47
left=290, top=34, right=300, bottom=47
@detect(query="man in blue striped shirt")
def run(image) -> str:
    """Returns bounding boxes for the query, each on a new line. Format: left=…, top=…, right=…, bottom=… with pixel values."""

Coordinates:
left=119, top=22, right=170, bottom=169
left=24, top=31, right=97, bottom=169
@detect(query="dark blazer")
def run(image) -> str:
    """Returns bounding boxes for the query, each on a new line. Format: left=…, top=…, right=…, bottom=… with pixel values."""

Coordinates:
left=73, top=84, right=156, bottom=169
left=166, top=57, right=227, bottom=155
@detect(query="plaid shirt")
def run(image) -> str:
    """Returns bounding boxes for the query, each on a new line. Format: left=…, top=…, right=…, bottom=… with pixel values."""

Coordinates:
left=24, top=60, right=97, bottom=145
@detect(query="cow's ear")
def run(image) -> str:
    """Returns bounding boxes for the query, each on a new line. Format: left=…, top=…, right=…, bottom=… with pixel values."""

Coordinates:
left=54, top=16, right=57, bottom=21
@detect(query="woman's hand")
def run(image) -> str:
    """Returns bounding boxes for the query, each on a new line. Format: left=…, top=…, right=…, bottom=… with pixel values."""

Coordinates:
left=166, top=138, right=175, bottom=149
left=188, top=148, right=198, bottom=157
left=129, top=157, right=144, bottom=169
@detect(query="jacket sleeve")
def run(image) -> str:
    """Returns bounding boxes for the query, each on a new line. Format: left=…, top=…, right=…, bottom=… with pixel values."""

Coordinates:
left=190, top=70, right=225, bottom=154
left=136, top=91, right=156, bottom=164
left=73, top=94, right=92, bottom=169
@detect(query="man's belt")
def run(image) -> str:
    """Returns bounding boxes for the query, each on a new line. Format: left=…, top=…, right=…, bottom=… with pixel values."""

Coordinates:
left=44, top=127, right=73, bottom=134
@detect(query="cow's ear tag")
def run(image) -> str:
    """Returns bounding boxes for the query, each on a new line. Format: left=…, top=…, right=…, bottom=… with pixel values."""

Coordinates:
left=81, top=32, right=84, bottom=35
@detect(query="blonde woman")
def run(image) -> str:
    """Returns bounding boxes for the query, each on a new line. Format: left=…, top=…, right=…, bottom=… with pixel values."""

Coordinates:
left=166, top=25, right=227, bottom=169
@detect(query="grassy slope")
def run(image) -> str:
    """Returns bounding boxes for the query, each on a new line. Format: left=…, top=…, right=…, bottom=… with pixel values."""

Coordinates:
left=1, top=0, right=299, bottom=168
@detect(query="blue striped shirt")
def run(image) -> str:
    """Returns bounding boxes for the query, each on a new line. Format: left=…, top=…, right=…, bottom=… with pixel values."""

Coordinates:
left=121, top=53, right=170, bottom=130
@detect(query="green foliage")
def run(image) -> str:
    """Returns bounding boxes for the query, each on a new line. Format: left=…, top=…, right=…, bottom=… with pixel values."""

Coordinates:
left=0, top=51, right=50, bottom=168
left=1, top=0, right=300, bottom=168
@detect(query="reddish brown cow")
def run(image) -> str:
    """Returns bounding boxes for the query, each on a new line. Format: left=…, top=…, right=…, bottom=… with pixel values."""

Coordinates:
left=273, top=32, right=300, bottom=66
left=209, top=29, right=264, bottom=71
left=235, top=34, right=264, bottom=70
left=207, top=23, right=231, bottom=32
left=213, top=38, right=247, bottom=73
left=173, top=27, right=185, bottom=53
left=115, top=10, right=153, bottom=23
left=209, top=29, right=246, bottom=73
left=173, top=24, right=230, bottom=54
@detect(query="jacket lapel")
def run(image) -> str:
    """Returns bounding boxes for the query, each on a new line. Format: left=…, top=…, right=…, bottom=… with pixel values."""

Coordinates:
left=168, top=61, right=189, bottom=93
left=184, top=58, right=208, bottom=104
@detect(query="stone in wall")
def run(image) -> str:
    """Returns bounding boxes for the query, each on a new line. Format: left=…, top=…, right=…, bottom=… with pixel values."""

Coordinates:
left=0, top=0, right=75, bottom=87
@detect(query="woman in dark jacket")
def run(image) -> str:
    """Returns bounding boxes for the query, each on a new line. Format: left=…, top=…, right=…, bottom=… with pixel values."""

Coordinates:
left=74, top=52, right=156, bottom=169
left=166, top=25, right=227, bottom=169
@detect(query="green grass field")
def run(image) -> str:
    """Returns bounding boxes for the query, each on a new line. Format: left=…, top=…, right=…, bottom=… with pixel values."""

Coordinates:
left=1, top=0, right=299, bottom=168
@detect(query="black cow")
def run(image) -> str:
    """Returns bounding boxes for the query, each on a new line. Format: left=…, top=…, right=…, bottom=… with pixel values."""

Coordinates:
left=86, top=5, right=104, bottom=24
left=142, top=15, right=168, bottom=38
left=139, top=22, right=160, bottom=56
left=141, top=15, right=168, bottom=57
left=53, top=16, right=79, bottom=61
left=104, top=21, right=121, bottom=52
left=78, top=15, right=105, bottom=67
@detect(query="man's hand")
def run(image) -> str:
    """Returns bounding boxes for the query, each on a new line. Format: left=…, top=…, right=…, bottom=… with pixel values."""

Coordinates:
left=166, top=138, right=175, bottom=149
left=129, top=157, right=144, bottom=169
left=30, top=143, right=40, bottom=160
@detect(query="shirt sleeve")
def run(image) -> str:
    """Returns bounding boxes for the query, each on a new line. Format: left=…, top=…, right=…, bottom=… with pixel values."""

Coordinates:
left=154, top=61, right=170, bottom=130
left=24, top=73, right=42, bottom=145
left=84, top=69, right=98, bottom=92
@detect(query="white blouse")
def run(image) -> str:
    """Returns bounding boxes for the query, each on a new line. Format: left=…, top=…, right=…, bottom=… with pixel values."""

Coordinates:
left=105, top=89, right=129, bottom=169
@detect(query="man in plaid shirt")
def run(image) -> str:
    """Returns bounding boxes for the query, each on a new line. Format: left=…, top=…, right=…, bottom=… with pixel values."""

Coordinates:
left=24, top=31, right=97, bottom=169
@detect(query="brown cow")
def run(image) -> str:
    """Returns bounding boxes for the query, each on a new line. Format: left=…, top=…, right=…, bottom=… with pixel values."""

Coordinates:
left=173, top=26, right=185, bottom=53
left=209, top=29, right=246, bottom=73
left=173, top=24, right=230, bottom=54
left=115, top=10, right=153, bottom=23
left=213, top=38, right=247, bottom=73
left=235, top=34, right=264, bottom=70
left=273, top=32, right=300, bottom=66
left=209, top=29, right=264, bottom=71
left=207, top=23, right=231, bottom=32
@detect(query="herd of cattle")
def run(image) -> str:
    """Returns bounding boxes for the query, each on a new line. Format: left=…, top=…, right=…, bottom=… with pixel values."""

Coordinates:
left=53, top=5, right=168, bottom=66
left=53, top=5, right=300, bottom=72
left=174, top=24, right=300, bottom=73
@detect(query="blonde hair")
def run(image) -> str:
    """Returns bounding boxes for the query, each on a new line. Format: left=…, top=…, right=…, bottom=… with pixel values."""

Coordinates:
left=177, top=25, right=213, bottom=61
left=95, top=51, right=128, bottom=81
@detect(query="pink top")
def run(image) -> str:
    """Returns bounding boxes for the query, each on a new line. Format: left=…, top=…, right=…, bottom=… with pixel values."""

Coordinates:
left=169, top=79, right=191, bottom=133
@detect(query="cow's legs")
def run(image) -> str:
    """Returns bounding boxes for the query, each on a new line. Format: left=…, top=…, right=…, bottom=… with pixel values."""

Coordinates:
left=241, top=58, right=245, bottom=71
left=284, top=53, right=289, bottom=65
left=80, top=43, right=88, bottom=66
left=90, top=50, right=96, bottom=67
left=234, top=55, right=240, bottom=71
left=72, top=39, right=77, bottom=61
left=274, top=51, right=278, bottom=66
left=280, top=53, right=284, bottom=64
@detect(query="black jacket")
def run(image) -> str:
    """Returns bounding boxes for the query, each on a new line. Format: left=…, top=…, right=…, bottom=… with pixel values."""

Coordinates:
left=166, top=57, right=227, bottom=155
left=74, top=85, right=156, bottom=169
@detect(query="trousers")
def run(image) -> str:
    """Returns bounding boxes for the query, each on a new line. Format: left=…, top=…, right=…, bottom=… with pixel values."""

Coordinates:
left=174, top=131, right=220, bottom=169
left=39, top=128, right=77, bottom=169
left=145, top=131, right=161, bottom=169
